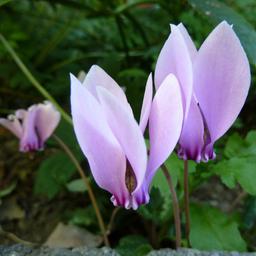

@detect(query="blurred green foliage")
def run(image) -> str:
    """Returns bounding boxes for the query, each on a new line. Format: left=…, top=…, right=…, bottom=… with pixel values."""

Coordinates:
left=190, top=204, right=246, bottom=251
left=0, top=0, right=256, bottom=253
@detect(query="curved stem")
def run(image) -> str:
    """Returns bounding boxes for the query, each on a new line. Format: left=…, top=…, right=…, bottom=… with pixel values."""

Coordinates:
left=184, top=159, right=191, bottom=247
left=53, top=134, right=110, bottom=246
left=161, top=164, right=181, bottom=248
left=0, top=33, right=72, bottom=125
left=106, top=207, right=120, bottom=235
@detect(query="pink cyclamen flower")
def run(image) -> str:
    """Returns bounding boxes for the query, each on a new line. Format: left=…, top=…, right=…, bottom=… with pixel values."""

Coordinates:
left=0, top=101, right=60, bottom=152
left=155, top=21, right=251, bottom=162
left=70, top=65, right=183, bottom=209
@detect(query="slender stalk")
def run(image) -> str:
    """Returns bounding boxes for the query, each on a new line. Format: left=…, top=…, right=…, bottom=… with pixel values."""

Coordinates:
left=0, top=33, right=72, bottom=125
left=184, top=159, right=191, bottom=247
left=161, top=164, right=181, bottom=248
left=53, top=134, right=110, bottom=246
left=106, top=207, right=120, bottom=235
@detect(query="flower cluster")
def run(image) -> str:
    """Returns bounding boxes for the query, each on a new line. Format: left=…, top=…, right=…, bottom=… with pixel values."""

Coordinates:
left=1, top=21, right=250, bottom=210
left=70, top=21, right=250, bottom=209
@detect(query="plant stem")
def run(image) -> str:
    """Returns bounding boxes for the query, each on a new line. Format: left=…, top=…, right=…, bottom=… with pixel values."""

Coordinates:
left=0, top=33, right=72, bottom=125
left=106, top=207, right=120, bottom=235
left=53, top=134, right=110, bottom=246
left=161, top=164, right=181, bottom=248
left=184, top=159, right=191, bottom=247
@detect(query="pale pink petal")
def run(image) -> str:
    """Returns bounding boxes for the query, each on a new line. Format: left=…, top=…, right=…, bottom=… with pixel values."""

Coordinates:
left=178, top=97, right=204, bottom=162
left=0, top=115, right=22, bottom=138
left=83, top=65, right=132, bottom=114
left=35, top=101, right=60, bottom=146
left=97, top=86, right=147, bottom=194
left=194, top=21, right=251, bottom=146
left=147, top=74, right=183, bottom=182
left=70, top=74, right=130, bottom=206
left=155, top=24, right=193, bottom=119
left=139, top=73, right=153, bottom=133
left=177, top=23, right=197, bottom=61
left=20, top=106, right=40, bottom=152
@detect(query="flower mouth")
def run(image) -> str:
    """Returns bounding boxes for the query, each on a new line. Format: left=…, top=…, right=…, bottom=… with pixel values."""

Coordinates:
left=125, top=160, right=137, bottom=193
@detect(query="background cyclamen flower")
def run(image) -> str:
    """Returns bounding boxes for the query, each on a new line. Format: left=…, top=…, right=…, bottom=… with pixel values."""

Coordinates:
left=155, top=21, right=251, bottom=162
left=0, top=101, right=60, bottom=152
left=70, top=65, right=183, bottom=209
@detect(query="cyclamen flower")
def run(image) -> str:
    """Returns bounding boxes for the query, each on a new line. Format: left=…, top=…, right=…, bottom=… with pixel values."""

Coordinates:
left=0, top=101, right=60, bottom=152
left=155, top=21, right=251, bottom=162
left=70, top=65, right=183, bottom=209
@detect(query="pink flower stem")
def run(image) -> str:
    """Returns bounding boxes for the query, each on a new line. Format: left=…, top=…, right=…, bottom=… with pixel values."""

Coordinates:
left=161, top=163, right=181, bottom=248
left=53, top=134, right=110, bottom=246
left=184, top=159, right=191, bottom=247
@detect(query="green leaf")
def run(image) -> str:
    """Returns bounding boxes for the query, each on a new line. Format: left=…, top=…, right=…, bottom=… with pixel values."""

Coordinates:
left=212, top=157, right=256, bottom=195
left=189, top=0, right=256, bottom=65
left=190, top=204, right=246, bottom=251
left=0, top=181, right=16, bottom=198
left=34, top=152, right=76, bottom=199
left=116, top=235, right=152, bottom=256
left=224, top=131, right=256, bottom=159
left=245, top=130, right=256, bottom=143
left=68, top=207, right=96, bottom=227
left=66, top=178, right=87, bottom=193
left=224, top=133, right=246, bottom=158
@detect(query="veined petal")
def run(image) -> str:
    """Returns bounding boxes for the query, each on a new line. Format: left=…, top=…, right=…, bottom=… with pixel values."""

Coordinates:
left=139, top=73, right=153, bottom=134
left=147, top=74, right=183, bottom=182
left=35, top=101, right=60, bottom=147
left=83, top=65, right=132, bottom=113
left=178, top=97, right=204, bottom=162
left=70, top=74, right=129, bottom=205
left=155, top=24, right=193, bottom=119
left=177, top=23, right=197, bottom=62
left=194, top=21, right=251, bottom=145
left=0, top=115, right=22, bottom=138
left=96, top=86, right=147, bottom=193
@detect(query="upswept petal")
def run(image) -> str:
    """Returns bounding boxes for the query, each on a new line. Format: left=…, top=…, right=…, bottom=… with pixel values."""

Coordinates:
left=70, top=74, right=129, bottom=204
left=83, top=65, right=132, bottom=114
left=97, top=86, right=147, bottom=193
left=35, top=102, right=60, bottom=147
left=139, top=73, right=153, bottom=133
left=177, top=23, right=197, bottom=62
left=0, top=115, right=22, bottom=138
left=20, top=106, right=40, bottom=152
left=147, top=74, right=183, bottom=182
left=194, top=21, right=251, bottom=145
left=154, top=24, right=193, bottom=119
left=178, top=97, right=204, bottom=162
